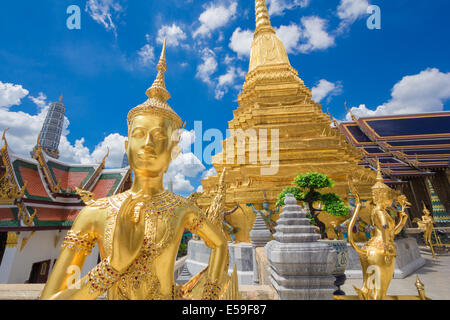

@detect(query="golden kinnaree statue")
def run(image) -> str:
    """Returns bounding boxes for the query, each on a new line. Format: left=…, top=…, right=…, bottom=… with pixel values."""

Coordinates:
left=347, top=161, right=410, bottom=300
left=40, top=40, right=236, bottom=300
left=414, top=203, right=441, bottom=259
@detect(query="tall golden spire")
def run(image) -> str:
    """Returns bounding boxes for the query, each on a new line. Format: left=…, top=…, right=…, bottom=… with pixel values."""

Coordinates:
left=146, top=38, right=170, bottom=102
left=248, top=0, right=291, bottom=74
left=254, top=0, right=275, bottom=37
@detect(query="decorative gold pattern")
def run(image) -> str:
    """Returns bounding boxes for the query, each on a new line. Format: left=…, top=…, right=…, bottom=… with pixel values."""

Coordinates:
left=0, top=129, right=26, bottom=204
left=202, top=280, right=221, bottom=300
left=61, top=230, right=96, bottom=256
left=6, top=232, right=18, bottom=248
left=16, top=201, right=37, bottom=226
left=85, top=256, right=121, bottom=294
left=103, top=190, right=192, bottom=300
left=20, top=231, right=35, bottom=252
left=75, top=187, right=96, bottom=206
left=33, top=138, right=62, bottom=194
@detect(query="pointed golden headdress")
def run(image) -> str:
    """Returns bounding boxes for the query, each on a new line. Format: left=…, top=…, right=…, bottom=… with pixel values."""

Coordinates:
left=127, top=39, right=183, bottom=129
left=371, top=159, right=390, bottom=191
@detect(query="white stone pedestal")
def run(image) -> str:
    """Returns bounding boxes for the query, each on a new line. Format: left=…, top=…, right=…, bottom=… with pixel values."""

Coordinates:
left=185, top=240, right=254, bottom=285
left=345, top=237, right=426, bottom=279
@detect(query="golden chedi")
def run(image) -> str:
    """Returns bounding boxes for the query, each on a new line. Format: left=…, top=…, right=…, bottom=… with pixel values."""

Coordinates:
left=40, top=41, right=235, bottom=300
left=196, top=0, right=376, bottom=242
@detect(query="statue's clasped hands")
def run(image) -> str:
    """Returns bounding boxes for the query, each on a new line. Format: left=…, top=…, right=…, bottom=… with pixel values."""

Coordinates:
left=110, top=191, right=148, bottom=273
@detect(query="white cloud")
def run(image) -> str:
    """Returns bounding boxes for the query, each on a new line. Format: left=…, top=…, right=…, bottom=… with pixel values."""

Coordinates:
left=85, top=0, right=123, bottom=37
left=346, top=68, right=450, bottom=120
left=137, top=44, right=155, bottom=67
left=29, top=92, right=47, bottom=110
left=196, top=185, right=203, bottom=193
left=337, top=0, right=369, bottom=21
left=164, top=152, right=206, bottom=193
left=201, top=167, right=217, bottom=179
left=0, top=85, right=127, bottom=168
left=229, top=28, right=253, bottom=57
left=215, top=67, right=245, bottom=100
left=179, top=129, right=195, bottom=153
left=276, top=24, right=302, bottom=54
left=267, top=0, right=310, bottom=16
left=298, top=16, right=335, bottom=53
left=271, top=18, right=335, bottom=55
left=0, top=81, right=29, bottom=108
left=196, top=49, right=218, bottom=85
left=156, top=24, right=187, bottom=47
left=311, top=79, right=343, bottom=103
left=194, top=2, right=238, bottom=38
left=336, top=0, right=370, bottom=33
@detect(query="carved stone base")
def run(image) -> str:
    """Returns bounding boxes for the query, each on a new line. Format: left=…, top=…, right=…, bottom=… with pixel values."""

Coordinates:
left=185, top=240, right=254, bottom=285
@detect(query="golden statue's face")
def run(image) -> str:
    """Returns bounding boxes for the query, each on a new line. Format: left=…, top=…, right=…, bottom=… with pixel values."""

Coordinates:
left=126, top=114, right=175, bottom=177
left=372, top=189, right=391, bottom=207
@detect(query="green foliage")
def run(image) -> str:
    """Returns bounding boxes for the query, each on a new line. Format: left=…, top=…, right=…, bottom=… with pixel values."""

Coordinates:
left=294, top=172, right=334, bottom=190
left=177, top=243, right=188, bottom=258
left=306, top=213, right=315, bottom=225
left=276, top=186, right=302, bottom=207
left=320, top=193, right=350, bottom=217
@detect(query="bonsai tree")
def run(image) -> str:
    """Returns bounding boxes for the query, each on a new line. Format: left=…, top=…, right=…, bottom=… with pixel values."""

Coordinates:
left=277, top=172, right=349, bottom=239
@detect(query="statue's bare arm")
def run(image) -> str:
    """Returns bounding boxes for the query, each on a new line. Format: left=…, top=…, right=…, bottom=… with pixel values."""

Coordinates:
left=184, top=205, right=228, bottom=284
left=40, top=206, right=106, bottom=300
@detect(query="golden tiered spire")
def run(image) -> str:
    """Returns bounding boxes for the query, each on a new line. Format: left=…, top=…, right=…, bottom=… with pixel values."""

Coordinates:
left=127, top=38, right=182, bottom=129
left=146, top=38, right=170, bottom=102
left=248, top=0, right=291, bottom=72
left=254, top=0, right=275, bottom=37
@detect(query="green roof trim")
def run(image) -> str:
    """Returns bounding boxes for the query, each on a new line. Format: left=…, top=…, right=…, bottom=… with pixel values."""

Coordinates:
left=47, top=160, right=96, bottom=188
left=12, top=159, right=52, bottom=201
left=99, top=173, right=124, bottom=197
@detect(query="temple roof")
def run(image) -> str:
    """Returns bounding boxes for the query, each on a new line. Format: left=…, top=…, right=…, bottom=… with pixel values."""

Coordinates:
left=339, top=112, right=450, bottom=181
left=0, top=148, right=131, bottom=227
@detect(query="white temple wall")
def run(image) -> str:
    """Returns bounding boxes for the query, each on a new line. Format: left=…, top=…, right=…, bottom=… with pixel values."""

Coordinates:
left=1, top=229, right=100, bottom=284
left=6, top=230, right=66, bottom=284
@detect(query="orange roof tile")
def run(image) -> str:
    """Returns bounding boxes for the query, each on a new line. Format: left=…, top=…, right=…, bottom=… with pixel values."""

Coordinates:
left=91, top=179, right=117, bottom=199
left=18, top=167, right=49, bottom=198
left=36, top=207, right=81, bottom=221
left=51, top=168, right=90, bottom=190
left=0, top=208, right=14, bottom=221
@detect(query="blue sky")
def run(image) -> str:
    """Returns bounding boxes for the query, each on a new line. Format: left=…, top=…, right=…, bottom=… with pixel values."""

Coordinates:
left=0, top=0, right=449, bottom=196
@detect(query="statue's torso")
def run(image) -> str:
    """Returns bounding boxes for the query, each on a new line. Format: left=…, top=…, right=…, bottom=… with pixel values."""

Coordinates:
left=94, top=191, right=191, bottom=300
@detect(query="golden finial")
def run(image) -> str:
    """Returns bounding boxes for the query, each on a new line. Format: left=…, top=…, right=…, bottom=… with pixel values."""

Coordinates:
left=254, top=0, right=275, bottom=37
left=372, top=158, right=390, bottom=190
left=36, top=135, right=42, bottom=150
left=218, top=168, right=226, bottom=190
left=345, top=102, right=357, bottom=122
left=59, top=95, right=63, bottom=102
left=332, top=115, right=339, bottom=128
left=146, top=38, right=170, bottom=102
left=1, top=128, right=9, bottom=151
left=422, top=201, right=431, bottom=216
left=101, top=147, right=110, bottom=166
left=415, top=275, right=427, bottom=300
left=127, top=39, right=182, bottom=130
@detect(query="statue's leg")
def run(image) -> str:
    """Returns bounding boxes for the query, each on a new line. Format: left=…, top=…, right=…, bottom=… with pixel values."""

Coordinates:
left=359, top=255, right=370, bottom=296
